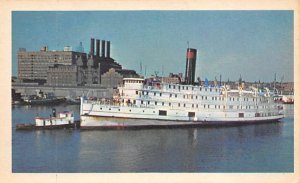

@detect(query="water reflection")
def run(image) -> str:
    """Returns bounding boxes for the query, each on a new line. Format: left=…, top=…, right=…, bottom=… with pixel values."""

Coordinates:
left=13, top=104, right=294, bottom=172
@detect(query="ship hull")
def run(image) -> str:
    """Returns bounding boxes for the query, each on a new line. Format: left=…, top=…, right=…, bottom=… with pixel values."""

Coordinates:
left=80, top=114, right=283, bottom=130
left=15, top=123, right=76, bottom=130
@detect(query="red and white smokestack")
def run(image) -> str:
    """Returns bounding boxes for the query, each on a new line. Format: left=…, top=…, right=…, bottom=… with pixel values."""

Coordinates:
left=185, top=48, right=197, bottom=85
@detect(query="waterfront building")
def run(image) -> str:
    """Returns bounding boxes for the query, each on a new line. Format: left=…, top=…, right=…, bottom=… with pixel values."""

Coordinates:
left=17, top=38, right=139, bottom=87
left=18, top=48, right=86, bottom=84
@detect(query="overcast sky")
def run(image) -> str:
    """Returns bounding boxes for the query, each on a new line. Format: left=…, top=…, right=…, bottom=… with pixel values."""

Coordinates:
left=12, top=11, right=293, bottom=82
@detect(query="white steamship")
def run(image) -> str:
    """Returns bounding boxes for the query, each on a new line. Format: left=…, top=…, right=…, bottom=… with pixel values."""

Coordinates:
left=80, top=48, right=284, bottom=129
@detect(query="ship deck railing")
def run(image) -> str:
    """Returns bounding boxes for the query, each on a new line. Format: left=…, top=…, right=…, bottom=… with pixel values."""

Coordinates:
left=83, top=100, right=280, bottom=113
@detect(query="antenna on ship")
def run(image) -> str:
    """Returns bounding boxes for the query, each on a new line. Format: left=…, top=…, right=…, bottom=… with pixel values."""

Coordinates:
left=273, top=73, right=277, bottom=91
left=140, top=62, right=143, bottom=76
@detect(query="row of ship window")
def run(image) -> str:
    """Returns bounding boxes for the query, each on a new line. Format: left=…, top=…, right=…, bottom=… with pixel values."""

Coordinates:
left=125, top=99, right=270, bottom=110
left=99, top=107, right=276, bottom=116
left=137, top=91, right=263, bottom=102
left=168, top=84, right=220, bottom=92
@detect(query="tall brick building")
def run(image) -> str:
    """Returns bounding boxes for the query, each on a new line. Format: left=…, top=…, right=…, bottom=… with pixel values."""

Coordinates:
left=18, top=47, right=86, bottom=84
left=17, top=38, right=139, bottom=87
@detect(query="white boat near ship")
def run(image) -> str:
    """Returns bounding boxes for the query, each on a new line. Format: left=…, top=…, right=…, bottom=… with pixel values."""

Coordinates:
left=80, top=77, right=284, bottom=129
left=16, top=109, right=75, bottom=130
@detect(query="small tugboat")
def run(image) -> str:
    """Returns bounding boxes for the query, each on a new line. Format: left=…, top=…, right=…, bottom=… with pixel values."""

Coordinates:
left=16, top=108, right=75, bottom=130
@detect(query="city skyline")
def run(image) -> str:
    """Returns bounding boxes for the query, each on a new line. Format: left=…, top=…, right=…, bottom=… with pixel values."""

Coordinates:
left=12, top=11, right=294, bottom=82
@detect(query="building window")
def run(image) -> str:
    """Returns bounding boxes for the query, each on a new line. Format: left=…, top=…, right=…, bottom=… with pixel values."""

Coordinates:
left=160, top=93, right=162, bottom=97
left=175, top=94, right=177, bottom=98
left=170, top=94, right=172, bottom=97
left=178, top=103, right=180, bottom=107
left=184, top=104, right=186, bottom=107
left=141, top=100, right=143, bottom=104
left=169, top=103, right=171, bottom=106
left=154, top=92, right=156, bottom=96
left=162, top=102, right=164, bottom=106
left=155, top=101, right=157, bottom=105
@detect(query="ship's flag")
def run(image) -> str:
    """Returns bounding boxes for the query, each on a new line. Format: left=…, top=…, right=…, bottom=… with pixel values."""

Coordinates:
left=204, top=78, right=209, bottom=87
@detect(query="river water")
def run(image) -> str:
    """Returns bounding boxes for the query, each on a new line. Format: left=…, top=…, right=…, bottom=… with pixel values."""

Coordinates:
left=12, top=104, right=294, bottom=172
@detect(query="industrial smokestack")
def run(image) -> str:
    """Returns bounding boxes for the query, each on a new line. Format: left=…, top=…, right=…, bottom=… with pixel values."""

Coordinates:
left=90, top=38, right=95, bottom=56
left=96, top=39, right=100, bottom=57
left=101, top=40, right=106, bottom=57
left=185, top=48, right=197, bottom=85
left=106, top=41, right=110, bottom=58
